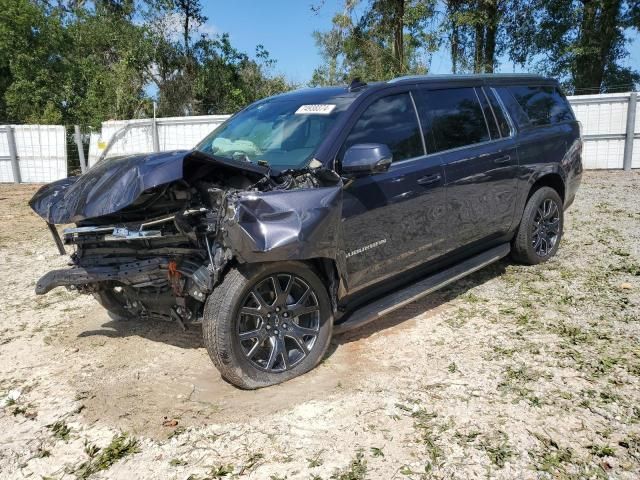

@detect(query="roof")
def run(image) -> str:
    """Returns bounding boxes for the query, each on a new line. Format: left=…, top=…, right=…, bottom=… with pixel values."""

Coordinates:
left=267, top=86, right=366, bottom=103
left=263, top=73, right=556, bottom=105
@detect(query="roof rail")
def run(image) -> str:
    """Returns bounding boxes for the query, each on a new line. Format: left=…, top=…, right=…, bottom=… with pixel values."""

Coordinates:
left=388, top=73, right=547, bottom=83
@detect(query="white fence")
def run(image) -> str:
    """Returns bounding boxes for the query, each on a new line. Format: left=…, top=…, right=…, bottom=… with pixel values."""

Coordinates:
left=567, top=92, right=638, bottom=170
left=1, top=91, right=638, bottom=183
left=0, top=125, right=67, bottom=183
left=88, top=115, right=230, bottom=167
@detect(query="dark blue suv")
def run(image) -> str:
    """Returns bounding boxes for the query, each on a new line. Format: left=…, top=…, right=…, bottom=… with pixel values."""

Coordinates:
left=31, top=74, right=582, bottom=388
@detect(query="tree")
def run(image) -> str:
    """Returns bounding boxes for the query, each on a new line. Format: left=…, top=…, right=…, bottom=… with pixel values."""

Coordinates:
left=0, top=0, right=293, bottom=124
left=523, top=0, right=639, bottom=93
left=311, top=0, right=438, bottom=85
left=441, top=0, right=531, bottom=74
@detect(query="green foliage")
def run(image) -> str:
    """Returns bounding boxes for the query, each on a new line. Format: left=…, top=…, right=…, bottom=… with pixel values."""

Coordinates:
left=310, top=0, right=439, bottom=85
left=2, top=0, right=637, bottom=126
left=312, top=0, right=639, bottom=92
left=74, top=433, right=140, bottom=479
left=330, top=451, right=367, bottom=480
left=0, top=0, right=293, bottom=125
left=509, top=0, right=639, bottom=93
left=47, top=420, right=71, bottom=441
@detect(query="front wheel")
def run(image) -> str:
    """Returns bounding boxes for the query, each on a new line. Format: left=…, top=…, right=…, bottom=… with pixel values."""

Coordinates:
left=511, top=186, right=564, bottom=265
left=202, top=262, right=333, bottom=389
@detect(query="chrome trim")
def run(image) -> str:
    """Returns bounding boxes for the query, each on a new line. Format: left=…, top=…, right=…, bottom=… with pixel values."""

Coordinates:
left=409, top=91, right=427, bottom=155
left=106, top=228, right=163, bottom=240
left=474, top=87, right=493, bottom=141
left=395, top=136, right=511, bottom=162
left=63, top=226, right=114, bottom=235
left=481, top=87, right=502, bottom=138
left=490, top=87, right=516, bottom=137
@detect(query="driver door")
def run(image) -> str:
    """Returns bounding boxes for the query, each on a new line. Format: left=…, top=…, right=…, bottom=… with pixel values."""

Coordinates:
left=339, top=90, right=447, bottom=293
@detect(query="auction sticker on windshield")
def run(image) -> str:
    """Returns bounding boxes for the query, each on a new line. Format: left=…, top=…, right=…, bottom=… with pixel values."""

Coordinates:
left=295, top=104, right=336, bottom=115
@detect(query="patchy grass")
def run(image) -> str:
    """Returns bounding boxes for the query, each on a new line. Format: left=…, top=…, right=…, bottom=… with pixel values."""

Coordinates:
left=47, top=421, right=71, bottom=441
left=480, top=432, right=515, bottom=469
left=74, top=433, right=140, bottom=479
left=330, top=451, right=367, bottom=480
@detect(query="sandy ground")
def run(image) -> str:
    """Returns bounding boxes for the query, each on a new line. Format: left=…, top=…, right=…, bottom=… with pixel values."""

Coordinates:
left=0, top=171, right=639, bottom=480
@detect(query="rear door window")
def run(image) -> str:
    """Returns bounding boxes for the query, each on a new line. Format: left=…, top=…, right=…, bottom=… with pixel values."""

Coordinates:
left=506, top=85, right=574, bottom=126
left=342, top=93, right=423, bottom=162
left=418, top=88, right=490, bottom=153
left=416, top=87, right=490, bottom=153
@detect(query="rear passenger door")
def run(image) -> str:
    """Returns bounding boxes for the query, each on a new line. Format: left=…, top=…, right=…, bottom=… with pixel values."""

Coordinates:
left=493, top=84, right=577, bottom=185
left=339, top=90, right=448, bottom=293
left=415, top=86, right=519, bottom=251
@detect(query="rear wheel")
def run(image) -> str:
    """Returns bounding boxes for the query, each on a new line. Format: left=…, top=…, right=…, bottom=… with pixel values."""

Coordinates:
left=512, top=186, right=564, bottom=265
left=202, top=262, right=333, bottom=389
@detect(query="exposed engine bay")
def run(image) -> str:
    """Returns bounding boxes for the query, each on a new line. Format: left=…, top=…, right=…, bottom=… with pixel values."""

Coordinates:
left=30, top=150, right=344, bottom=327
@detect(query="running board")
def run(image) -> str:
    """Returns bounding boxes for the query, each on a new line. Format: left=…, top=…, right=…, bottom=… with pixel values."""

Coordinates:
left=333, top=243, right=510, bottom=335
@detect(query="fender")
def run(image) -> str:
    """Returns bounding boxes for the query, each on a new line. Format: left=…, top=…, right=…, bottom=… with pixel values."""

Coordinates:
left=222, top=185, right=349, bottom=289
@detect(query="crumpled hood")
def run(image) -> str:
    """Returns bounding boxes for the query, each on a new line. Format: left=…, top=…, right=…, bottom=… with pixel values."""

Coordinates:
left=29, top=150, right=189, bottom=224
left=29, top=150, right=271, bottom=225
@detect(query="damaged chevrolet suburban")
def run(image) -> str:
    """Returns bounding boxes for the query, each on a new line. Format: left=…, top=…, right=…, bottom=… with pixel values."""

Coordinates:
left=30, top=74, right=582, bottom=389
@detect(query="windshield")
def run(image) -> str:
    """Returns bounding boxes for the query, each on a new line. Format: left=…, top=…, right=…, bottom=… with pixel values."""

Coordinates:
left=196, top=97, right=350, bottom=170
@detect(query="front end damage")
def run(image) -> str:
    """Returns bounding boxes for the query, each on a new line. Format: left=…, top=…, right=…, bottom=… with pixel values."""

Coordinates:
left=30, top=150, right=343, bottom=326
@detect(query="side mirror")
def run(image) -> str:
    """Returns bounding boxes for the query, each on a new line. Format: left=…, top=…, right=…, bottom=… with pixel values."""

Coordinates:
left=342, top=143, right=392, bottom=176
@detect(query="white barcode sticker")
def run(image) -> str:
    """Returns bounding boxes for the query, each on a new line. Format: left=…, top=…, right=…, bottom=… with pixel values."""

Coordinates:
left=295, top=104, right=336, bottom=115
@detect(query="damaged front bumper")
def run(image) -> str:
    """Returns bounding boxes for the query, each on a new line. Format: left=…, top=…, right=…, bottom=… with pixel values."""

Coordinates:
left=35, top=257, right=168, bottom=295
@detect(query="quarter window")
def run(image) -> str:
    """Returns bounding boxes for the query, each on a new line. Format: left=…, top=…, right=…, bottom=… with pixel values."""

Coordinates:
left=417, top=88, right=490, bottom=153
left=342, top=93, right=423, bottom=162
left=507, top=85, right=574, bottom=126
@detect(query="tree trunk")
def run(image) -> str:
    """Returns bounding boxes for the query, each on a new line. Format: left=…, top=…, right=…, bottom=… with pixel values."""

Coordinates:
left=447, top=0, right=463, bottom=74
left=474, top=22, right=485, bottom=73
left=392, top=0, right=405, bottom=75
left=574, top=0, right=622, bottom=92
left=183, top=2, right=191, bottom=55
left=483, top=0, right=498, bottom=73
left=451, top=22, right=459, bottom=73
left=597, top=0, right=622, bottom=88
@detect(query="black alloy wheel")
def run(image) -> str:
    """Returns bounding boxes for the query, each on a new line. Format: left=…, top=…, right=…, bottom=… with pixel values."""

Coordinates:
left=237, top=274, right=321, bottom=372
left=511, top=186, right=564, bottom=265
left=202, top=261, right=332, bottom=389
left=531, top=198, right=561, bottom=257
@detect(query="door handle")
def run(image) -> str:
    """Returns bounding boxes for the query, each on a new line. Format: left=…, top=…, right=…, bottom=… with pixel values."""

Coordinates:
left=417, top=173, right=442, bottom=186
left=493, top=154, right=511, bottom=164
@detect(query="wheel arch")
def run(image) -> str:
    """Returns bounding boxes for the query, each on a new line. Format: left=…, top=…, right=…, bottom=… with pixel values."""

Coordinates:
left=298, top=258, right=343, bottom=314
left=527, top=171, right=566, bottom=203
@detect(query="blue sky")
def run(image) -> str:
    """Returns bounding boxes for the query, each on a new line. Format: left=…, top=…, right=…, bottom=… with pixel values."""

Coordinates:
left=202, top=0, right=640, bottom=86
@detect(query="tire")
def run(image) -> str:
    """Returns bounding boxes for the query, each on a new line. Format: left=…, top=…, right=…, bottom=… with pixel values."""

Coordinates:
left=202, top=261, right=333, bottom=389
left=93, top=286, right=137, bottom=321
left=511, top=186, right=564, bottom=265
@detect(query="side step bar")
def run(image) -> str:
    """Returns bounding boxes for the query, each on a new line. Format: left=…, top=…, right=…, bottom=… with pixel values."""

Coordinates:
left=333, top=243, right=510, bottom=335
